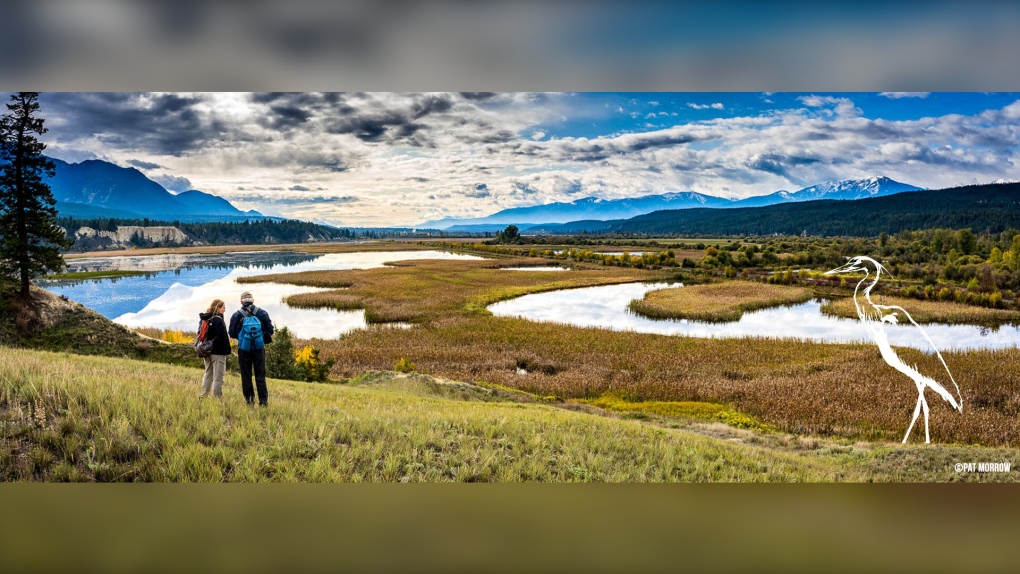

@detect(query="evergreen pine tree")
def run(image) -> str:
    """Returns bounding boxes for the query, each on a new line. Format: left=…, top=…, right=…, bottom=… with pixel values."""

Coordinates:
left=264, top=326, right=302, bottom=380
left=0, top=92, right=71, bottom=299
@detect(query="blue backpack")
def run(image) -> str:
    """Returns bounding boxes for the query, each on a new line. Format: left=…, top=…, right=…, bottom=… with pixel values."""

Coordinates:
left=238, top=307, right=265, bottom=352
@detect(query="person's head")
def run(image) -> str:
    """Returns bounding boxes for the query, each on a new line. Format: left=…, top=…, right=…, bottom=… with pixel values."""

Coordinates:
left=240, top=291, right=254, bottom=307
left=207, top=299, right=226, bottom=314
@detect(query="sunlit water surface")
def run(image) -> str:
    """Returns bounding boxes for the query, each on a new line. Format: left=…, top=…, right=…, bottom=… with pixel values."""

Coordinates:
left=487, top=282, right=1020, bottom=352
left=45, top=250, right=484, bottom=339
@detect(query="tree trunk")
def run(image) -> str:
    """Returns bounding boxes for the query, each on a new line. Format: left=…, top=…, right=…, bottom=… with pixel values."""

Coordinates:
left=15, top=126, right=29, bottom=299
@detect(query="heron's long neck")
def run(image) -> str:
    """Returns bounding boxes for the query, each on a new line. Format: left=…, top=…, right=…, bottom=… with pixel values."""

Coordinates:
left=861, top=268, right=880, bottom=300
left=854, top=268, right=880, bottom=316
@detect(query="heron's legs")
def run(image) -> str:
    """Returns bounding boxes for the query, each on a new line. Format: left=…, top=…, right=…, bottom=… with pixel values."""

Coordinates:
left=921, top=391, right=931, bottom=444
left=903, top=391, right=923, bottom=444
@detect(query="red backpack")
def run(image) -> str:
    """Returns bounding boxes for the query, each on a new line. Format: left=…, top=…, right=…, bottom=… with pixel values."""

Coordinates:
left=195, top=319, right=215, bottom=358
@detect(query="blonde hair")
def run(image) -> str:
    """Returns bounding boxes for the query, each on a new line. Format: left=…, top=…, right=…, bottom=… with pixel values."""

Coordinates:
left=206, top=299, right=225, bottom=314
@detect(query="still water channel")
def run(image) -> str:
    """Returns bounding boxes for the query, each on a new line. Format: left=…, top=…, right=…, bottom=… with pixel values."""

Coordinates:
left=44, top=251, right=484, bottom=339
left=487, top=282, right=1020, bottom=352
left=42, top=252, right=1020, bottom=350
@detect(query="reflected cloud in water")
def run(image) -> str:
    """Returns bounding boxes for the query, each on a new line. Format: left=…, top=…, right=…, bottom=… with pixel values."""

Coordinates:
left=47, top=250, right=483, bottom=339
left=488, top=283, right=1020, bottom=352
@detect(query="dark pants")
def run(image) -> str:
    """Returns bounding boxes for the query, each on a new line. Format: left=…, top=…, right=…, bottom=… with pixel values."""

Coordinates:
left=238, top=348, right=268, bottom=405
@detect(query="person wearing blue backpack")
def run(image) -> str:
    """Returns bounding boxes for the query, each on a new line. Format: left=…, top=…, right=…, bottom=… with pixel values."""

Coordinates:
left=228, top=291, right=275, bottom=406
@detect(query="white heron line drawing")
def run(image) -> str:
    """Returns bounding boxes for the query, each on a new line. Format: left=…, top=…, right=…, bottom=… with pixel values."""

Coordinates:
left=824, top=256, right=963, bottom=444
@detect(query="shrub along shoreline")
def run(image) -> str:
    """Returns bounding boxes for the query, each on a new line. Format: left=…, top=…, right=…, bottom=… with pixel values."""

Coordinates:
left=820, top=293, right=1020, bottom=325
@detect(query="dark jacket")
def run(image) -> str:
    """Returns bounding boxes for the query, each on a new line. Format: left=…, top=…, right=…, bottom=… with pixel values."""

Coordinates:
left=198, top=311, right=231, bottom=356
left=229, top=303, right=274, bottom=347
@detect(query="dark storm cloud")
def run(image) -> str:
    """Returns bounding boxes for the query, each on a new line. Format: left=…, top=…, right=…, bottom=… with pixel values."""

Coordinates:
left=126, top=159, right=163, bottom=170
left=262, top=105, right=313, bottom=130
left=622, top=132, right=702, bottom=153
left=462, top=183, right=490, bottom=198
left=312, top=92, right=516, bottom=147
left=411, top=94, right=454, bottom=118
left=745, top=152, right=820, bottom=181
left=41, top=92, right=227, bottom=156
left=323, top=108, right=425, bottom=144
left=250, top=92, right=328, bottom=131
left=506, top=128, right=710, bottom=162
left=250, top=92, right=289, bottom=104
left=247, top=92, right=436, bottom=144
left=290, top=185, right=310, bottom=191
left=458, top=92, right=498, bottom=101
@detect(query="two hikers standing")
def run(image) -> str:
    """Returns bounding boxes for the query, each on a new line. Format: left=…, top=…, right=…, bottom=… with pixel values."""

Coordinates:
left=197, top=291, right=274, bottom=406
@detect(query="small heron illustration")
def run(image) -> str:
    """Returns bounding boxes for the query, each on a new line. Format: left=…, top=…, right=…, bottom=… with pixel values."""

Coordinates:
left=824, top=256, right=963, bottom=443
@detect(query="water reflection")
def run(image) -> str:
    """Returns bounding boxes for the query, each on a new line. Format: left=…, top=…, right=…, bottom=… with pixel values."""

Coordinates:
left=63, top=251, right=319, bottom=274
left=487, top=282, right=1020, bottom=352
left=46, top=250, right=484, bottom=339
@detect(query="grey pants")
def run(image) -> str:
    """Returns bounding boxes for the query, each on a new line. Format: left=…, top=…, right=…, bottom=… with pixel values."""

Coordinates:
left=200, top=355, right=227, bottom=398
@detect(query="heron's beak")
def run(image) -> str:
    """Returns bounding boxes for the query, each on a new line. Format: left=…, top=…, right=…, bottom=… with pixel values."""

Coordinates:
left=824, top=262, right=857, bottom=275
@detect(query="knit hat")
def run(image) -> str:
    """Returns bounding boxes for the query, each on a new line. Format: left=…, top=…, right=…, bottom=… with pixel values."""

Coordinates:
left=240, top=291, right=254, bottom=303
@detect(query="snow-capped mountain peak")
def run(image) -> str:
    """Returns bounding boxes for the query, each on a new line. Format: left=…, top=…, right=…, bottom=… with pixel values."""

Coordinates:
left=788, top=176, right=922, bottom=201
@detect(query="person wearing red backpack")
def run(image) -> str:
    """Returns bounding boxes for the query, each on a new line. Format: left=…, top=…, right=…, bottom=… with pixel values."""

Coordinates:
left=228, top=291, right=275, bottom=406
left=197, top=299, right=231, bottom=399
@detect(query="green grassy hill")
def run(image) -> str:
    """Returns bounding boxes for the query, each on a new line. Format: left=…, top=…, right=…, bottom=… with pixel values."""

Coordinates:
left=0, top=347, right=851, bottom=482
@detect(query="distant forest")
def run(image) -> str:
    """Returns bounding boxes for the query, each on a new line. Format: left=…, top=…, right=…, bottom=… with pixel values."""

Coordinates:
left=58, top=216, right=362, bottom=249
left=536, top=182, right=1020, bottom=237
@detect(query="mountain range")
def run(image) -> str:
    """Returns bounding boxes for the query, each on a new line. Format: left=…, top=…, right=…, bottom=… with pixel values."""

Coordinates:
left=527, top=182, right=1020, bottom=237
left=45, top=157, right=264, bottom=222
left=420, top=176, right=923, bottom=231
left=419, top=191, right=735, bottom=230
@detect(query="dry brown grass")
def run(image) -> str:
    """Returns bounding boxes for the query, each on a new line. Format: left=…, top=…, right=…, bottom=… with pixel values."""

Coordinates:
left=821, top=294, right=1020, bottom=325
left=236, top=254, right=1020, bottom=447
left=630, top=282, right=814, bottom=322
left=240, top=257, right=656, bottom=323
left=315, top=316, right=1020, bottom=447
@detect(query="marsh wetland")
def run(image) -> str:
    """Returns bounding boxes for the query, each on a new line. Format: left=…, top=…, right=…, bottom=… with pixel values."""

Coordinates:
left=27, top=241, right=1020, bottom=463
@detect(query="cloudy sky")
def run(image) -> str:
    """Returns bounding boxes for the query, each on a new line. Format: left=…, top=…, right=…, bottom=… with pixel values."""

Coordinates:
left=32, top=92, right=1020, bottom=227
